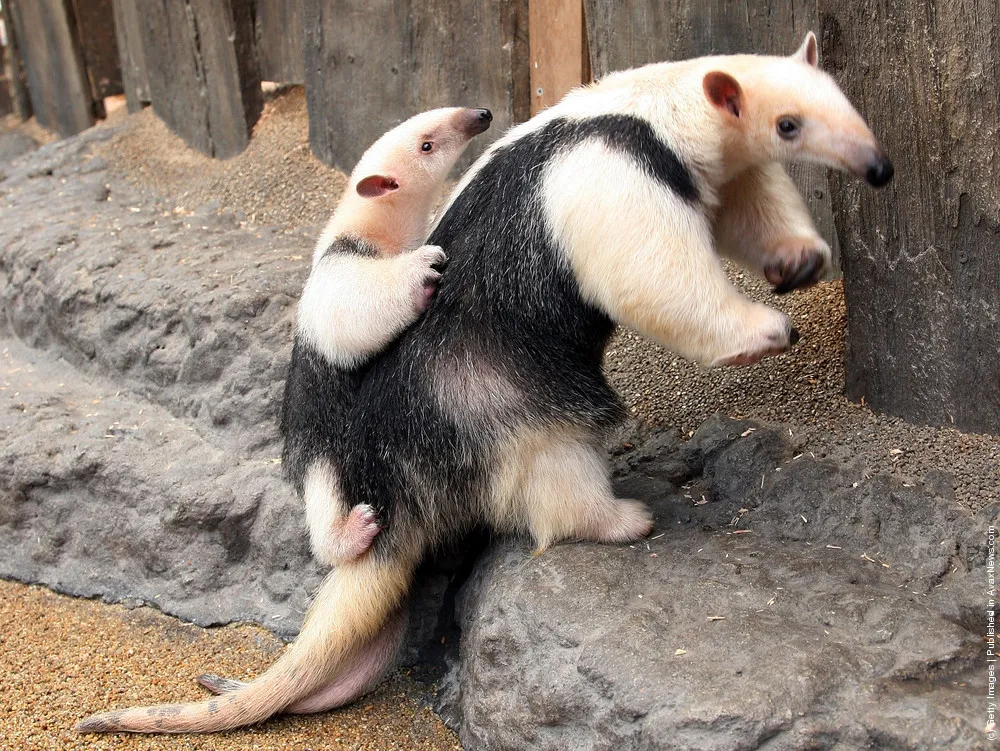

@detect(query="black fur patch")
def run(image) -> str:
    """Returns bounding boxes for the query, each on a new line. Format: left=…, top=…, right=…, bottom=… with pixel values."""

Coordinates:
left=337, top=114, right=697, bottom=550
left=283, top=238, right=392, bottom=493
left=319, top=234, right=379, bottom=262
left=281, top=338, right=365, bottom=494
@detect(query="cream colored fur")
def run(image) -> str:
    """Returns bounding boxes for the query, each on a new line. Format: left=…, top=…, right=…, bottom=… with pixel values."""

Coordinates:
left=713, top=162, right=830, bottom=275
left=76, top=546, right=421, bottom=733
left=487, top=424, right=653, bottom=552
left=298, top=244, right=446, bottom=369
left=532, top=33, right=879, bottom=367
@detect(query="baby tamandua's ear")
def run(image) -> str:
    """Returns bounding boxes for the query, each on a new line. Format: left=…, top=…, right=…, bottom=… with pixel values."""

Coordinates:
left=703, top=71, right=743, bottom=119
left=356, top=175, right=400, bottom=198
left=793, top=31, right=819, bottom=68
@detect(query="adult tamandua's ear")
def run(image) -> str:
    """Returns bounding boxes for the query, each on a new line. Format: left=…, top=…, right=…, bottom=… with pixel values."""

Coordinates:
left=703, top=71, right=744, bottom=119
left=793, top=31, right=819, bottom=68
left=356, top=175, right=400, bottom=198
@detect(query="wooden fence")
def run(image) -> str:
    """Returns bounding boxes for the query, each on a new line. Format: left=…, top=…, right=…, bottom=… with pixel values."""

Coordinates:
left=2, top=0, right=996, bottom=434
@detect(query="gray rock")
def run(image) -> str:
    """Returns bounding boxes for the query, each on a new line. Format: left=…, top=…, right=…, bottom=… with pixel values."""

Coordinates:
left=0, top=337, right=323, bottom=636
left=0, top=129, right=39, bottom=164
left=442, top=416, right=989, bottom=750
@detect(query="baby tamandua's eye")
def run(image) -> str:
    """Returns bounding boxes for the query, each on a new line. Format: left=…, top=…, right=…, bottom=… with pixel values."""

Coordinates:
left=421, top=141, right=434, bottom=153
left=776, top=117, right=801, bottom=139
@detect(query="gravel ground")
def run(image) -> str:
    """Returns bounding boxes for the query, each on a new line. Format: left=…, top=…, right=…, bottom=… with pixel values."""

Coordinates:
left=0, top=579, right=460, bottom=751
left=606, top=272, right=1000, bottom=512
left=96, top=87, right=998, bottom=513
left=98, top=86, right=348, bottom=229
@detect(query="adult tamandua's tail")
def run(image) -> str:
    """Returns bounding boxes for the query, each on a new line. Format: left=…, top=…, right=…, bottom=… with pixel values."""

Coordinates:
left=76, top=549, right=417, bottom=734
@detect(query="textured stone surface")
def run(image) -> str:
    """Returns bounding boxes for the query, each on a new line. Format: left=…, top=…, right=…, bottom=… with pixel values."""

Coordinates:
left=0, top=127, right=324, bottom=637
left=440, top=415, right=990, bottom=750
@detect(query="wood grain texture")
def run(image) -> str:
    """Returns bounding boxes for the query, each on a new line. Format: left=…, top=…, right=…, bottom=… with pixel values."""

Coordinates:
left=5, top=0, right=95, bottom=136
left=584, top=0, right=841, bottom=269
left=69, top=0, right=123, bottom=102
left=529, top=0, right=588, bottom=115
left=303, top=0, right=530, bottom=172
left=132, top=0, right=261, bottom=158
left=820, top=0, right=1000, bottom=434
left=255, top=0, right=305, bottom=83
left=2, top=0, right=34, bottom=120
left=111, top=0, right=151, bottom=112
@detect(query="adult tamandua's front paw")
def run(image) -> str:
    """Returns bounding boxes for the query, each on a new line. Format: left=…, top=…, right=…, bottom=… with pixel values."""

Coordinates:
left=764, top=237, right=831, bottom=294
left=406, top=244, right=447, bottom=313
left=712, top=304, right=800, bottom=367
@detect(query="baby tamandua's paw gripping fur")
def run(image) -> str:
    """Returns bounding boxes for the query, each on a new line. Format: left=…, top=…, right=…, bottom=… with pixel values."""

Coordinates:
left=315, top=503, right=382, bottom=566
left=406, top=244, right=447, bottom=313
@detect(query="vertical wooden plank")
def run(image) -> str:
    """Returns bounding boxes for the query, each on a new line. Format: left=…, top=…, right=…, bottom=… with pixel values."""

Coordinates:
left=304, top=0, right=530, bottom=173
left=191, top=0, right=262, bottom=158
left=134, top=0, right=260, bottom=159
left=111, top=0, right=151, bottom=113
left=584, top=0, right=841, bottom=269
left=2, top=0, right=34, bottom=120
left=5, top=0, right=95, bottom=136
left=528, top=0, right=587, bottom=115
left=819, top=0, right=1000, bottom=434
left=255, top=0, right=305, bottom=83
left=137, top=0, right=213, bottom=154
left=69, top=0, right=124, bottom=103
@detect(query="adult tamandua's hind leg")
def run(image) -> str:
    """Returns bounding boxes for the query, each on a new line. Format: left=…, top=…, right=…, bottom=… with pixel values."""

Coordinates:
left=713, top=162, right=831, bottom=294
left=196, top=606, right=406, bottom=714
left=491, top=425, right=654, bottom=553
left=543, top=140, right=797, bottom=367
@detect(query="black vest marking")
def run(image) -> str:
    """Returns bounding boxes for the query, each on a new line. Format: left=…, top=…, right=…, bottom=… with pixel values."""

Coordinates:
left=556, top=114, right=699, bottom=202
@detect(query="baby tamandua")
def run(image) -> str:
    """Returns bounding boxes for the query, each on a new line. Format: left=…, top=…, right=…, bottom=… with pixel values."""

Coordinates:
left=281, top=107, right=492, bottom=567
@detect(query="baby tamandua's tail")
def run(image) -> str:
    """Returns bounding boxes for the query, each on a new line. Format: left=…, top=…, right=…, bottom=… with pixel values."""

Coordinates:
left=76, top=545, right=418, bottom=734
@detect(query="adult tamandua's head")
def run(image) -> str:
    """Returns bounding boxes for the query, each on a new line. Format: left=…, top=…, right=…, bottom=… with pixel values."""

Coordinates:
left=314, top=106, right=493, bottom=266
left=695, top=32, right=893, bottom=298
left=699, top=32, right=893, bottom=187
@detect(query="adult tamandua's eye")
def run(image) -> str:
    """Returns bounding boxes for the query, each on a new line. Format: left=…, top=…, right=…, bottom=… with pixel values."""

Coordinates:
left=421, top=142, right=434, bottom=153
left=777, top=118, right=801, bottom=139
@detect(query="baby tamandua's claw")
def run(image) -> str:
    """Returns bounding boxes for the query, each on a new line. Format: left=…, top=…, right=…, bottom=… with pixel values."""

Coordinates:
left=408, top=244, right=448, bottom=312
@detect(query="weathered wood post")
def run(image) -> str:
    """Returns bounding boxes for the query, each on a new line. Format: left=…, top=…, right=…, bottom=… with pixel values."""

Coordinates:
left=69, top=0, right=124, bottom=116
left=254, top=0, right=305, bottom=84
left=584, top=0, right=840, bottom=267
left=1, top=0, right=33, bottom=120
left=819, top=1, right=1000, bottom=435
left=4, top=0, right=96, bottom=136
left=302, top=0, right=530, bottom=172
left=113, top=0, right=262, bottom=158
left=111, top=0, right=151, bottom=113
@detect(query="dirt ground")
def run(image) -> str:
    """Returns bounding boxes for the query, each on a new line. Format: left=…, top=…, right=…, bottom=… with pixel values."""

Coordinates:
left=96, top=87, right=1000, bottom=513
left=0, top=579, right=460, bottom=751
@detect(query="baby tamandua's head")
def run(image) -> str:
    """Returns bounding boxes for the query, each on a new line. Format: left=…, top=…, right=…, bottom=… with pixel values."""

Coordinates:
left=702, top=32, right=893, bottom=187
left=319, top=107, right=493, bottom=262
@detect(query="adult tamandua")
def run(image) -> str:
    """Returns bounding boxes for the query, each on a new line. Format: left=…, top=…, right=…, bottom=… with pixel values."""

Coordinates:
left=78, top=32, right=893, bottom=734
left=285, top=106, right=492, bottom=567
